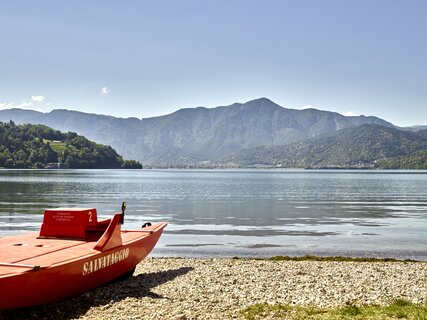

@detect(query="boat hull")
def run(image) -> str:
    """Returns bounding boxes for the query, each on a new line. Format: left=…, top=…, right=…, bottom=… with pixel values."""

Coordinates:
left=0, top=223, right=166, bottom=310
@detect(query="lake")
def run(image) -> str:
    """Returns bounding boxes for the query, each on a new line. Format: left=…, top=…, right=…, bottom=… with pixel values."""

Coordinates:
left=1, top=169, right=427, bottom=260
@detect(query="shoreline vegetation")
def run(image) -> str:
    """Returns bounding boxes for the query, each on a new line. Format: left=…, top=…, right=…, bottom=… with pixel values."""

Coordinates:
left=2, top=256, right=426, bottom=319
left=0, top=121, right=142, bottom=169
left=134, top=164, right=427, bottom=170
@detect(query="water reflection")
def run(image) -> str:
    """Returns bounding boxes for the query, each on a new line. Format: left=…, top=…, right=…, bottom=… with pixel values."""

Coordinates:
left=1, top=169, right=427, bottom=259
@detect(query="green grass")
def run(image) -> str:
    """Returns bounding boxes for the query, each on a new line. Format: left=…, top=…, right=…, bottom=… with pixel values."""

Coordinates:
left=231, top=255, right=419, bottom=263
left=266, top=255, right=418, bottom=263
left=239, top=299, right=427, bottom=319
left=43, top=139, right=67, bottom=154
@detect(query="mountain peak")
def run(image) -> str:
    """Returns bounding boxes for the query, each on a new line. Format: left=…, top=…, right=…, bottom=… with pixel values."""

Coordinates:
left=224, top=98, right=283, bottom=114
left=247, top=97, right=276, bottom=104
left=240, top=97, right=280, bottom=108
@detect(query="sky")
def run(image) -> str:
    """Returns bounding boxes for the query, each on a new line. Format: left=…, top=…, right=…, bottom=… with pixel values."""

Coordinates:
left=0, top=0, right=426, bottom=126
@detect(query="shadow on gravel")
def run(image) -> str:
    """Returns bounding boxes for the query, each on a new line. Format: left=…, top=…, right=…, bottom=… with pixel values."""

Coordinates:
left=0, top=266, right=193, bottom=320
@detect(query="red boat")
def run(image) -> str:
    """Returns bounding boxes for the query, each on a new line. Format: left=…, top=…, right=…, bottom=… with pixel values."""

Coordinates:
left=0, top=203, right=167, bottom=310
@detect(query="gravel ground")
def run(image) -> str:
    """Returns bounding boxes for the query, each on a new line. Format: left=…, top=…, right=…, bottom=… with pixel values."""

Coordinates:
left=2, top=258, right=427, bottom=320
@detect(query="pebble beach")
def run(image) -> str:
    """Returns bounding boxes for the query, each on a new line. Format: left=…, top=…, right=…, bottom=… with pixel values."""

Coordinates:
left=3, top=258, right=427, bottom=320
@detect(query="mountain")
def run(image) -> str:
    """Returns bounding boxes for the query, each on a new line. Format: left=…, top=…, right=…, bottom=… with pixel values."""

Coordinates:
left=0, top=121, right=142, bottom=169
left=0, top=98, right=394, bottom=164
left=223, top=125, right=427, bottom=168
left=375, top=129, right=427, bottom=169
left=402, top=125, right=427, bottom=131
left=413, top=129, right=427, bottom=140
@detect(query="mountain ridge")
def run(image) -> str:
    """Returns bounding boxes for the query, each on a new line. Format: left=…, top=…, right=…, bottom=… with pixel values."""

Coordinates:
left=223, top=124, right=427, bottom=168
left=0, top=98, right=395, bottom=164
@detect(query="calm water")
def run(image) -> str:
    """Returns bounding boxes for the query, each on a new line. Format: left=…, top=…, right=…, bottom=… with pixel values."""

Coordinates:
left=1, top=169, right=427, bottom=260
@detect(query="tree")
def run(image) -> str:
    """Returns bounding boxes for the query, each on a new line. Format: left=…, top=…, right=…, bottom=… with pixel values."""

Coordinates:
left=5, top=159, right=14, bottom=168
left=121, top=160, right=143, bottom=169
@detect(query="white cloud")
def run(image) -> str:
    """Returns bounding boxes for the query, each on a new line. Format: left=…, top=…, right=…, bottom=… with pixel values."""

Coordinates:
left=16, top=102, right=33, bottom=109
left=101, top=87, right=111, bottom=94
left=0, top=101, right=33, bottom=110
left=344, top=111, right=357, bottom=117
left=0, top=96, right=52, bottom=112
left=0, top=102, right=15, bottom=110
left=32, top=95, right=46, bottom=102
left=300, top=105, right=313, bottom=110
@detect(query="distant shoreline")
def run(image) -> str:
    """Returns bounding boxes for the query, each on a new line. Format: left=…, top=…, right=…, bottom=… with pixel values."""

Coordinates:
left=2, top=166, right=427, bottom=172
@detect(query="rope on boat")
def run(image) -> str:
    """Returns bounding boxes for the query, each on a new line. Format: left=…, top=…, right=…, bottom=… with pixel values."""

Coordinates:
left=0, top=262, right=41, bottom=271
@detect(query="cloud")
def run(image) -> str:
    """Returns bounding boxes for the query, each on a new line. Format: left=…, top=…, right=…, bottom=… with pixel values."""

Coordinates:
left=0, top=102, right=15, bottom=110
left=0, top=101, right=33, bottom=110
left=16, top=102, right=33, bottom=108
left=344, top=111, right=357, bottom=117
left=100, top=87, right=111, bottom=94
left=0, top=95, right=52, bottom=111
left=32, top=95, right=46, bottom=102
left=300, top=105, right=313, bottom=110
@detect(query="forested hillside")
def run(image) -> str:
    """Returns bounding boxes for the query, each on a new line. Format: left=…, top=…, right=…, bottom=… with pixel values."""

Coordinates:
left=377, top=149, right=427, bottom=169
left=224, top=125, right=427, bottom=169
left=0, top=121, right=142, bottom=169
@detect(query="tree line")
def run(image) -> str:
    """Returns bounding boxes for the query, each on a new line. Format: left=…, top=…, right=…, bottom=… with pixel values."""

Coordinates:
left=0, top=121, right=142, bottom=169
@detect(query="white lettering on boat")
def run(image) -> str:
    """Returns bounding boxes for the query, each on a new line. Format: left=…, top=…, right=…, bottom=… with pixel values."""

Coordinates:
left=53, top=212, right=74, bottom=223
left=82, top=248, right=130, bottom=275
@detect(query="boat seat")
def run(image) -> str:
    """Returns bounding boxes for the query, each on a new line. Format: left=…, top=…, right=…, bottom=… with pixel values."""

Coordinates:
left=39, top=208, right=109, bottom=240
left=85, top=219, right=111, bottom=231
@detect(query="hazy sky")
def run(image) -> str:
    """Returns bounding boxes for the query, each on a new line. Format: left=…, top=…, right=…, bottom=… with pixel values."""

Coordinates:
left=0, top=0, right=426, bottom=126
